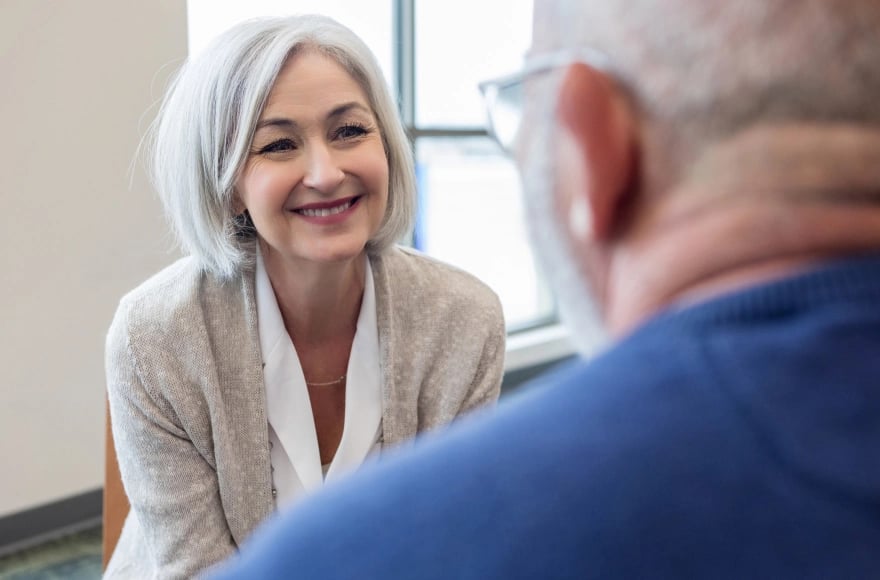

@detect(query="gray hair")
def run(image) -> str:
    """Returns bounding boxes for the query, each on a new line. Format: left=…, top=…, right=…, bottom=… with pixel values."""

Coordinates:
left=149, top=15, right=415, bottom=278
left=554, top=0, right=880, bottom=176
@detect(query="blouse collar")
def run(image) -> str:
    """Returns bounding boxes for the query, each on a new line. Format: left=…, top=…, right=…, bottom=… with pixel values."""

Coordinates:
left=255, top=246, right=382, bottom=507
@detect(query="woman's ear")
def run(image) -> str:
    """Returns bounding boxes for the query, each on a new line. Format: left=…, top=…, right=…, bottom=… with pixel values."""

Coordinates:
left=554, top=63, right=636, bottom=241
left=231, top=189, right=246, bottom=216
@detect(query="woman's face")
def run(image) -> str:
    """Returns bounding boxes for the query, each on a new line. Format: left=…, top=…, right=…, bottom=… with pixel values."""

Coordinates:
left=236, top=50, right=389, bottom=267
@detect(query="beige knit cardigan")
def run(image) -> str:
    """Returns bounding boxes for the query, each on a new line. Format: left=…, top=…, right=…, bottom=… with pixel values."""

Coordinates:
left=104, top=246, right=505, bottom=579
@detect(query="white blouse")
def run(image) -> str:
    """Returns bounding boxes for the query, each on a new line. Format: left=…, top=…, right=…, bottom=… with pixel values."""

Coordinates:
left=255, top=249, right=383, bottom=509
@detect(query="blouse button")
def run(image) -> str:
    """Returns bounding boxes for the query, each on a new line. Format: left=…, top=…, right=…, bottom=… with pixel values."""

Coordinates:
left=271, top=488, right=277, bottom=498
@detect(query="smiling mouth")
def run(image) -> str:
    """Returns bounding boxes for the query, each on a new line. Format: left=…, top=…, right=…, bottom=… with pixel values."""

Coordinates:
left=293, top=195, right=361, bottom=217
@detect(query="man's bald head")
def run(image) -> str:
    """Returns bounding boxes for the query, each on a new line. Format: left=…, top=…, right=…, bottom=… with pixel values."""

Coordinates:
left=538, top=0, right=880, bottom=180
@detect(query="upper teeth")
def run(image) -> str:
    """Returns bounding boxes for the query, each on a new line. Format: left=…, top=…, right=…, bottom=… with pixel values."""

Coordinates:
left=299, top=199, right=354, bottom=217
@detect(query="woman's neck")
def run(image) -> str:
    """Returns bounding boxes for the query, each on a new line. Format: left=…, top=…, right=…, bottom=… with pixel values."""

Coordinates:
left=261, top=243, right=366, bottom=345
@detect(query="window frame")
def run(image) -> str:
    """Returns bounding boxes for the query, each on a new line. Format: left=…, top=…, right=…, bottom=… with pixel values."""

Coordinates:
left=394, top=0, right=565, bottom=341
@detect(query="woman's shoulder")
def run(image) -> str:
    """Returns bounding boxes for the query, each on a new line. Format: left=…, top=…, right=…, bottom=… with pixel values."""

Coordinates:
left=380, top=246, right=498, bottom=299
left=111, top=256, right=244, bottom=340
left=375, top=246, right=503, bottom=322
left=115, top=256, right=202, bottom=318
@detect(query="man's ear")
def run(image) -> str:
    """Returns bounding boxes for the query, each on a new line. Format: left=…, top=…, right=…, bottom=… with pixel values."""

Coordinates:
left=555, top=63, right=635, bottom=241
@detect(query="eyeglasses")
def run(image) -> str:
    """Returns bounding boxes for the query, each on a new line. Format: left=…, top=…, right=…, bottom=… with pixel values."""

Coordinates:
left=478, top=47, right=612, bottom=155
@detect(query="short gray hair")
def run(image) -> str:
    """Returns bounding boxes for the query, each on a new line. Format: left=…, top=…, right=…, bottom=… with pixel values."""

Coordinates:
left=149, top=15, right=415, bottom=278
left=555, top=0, right=880, bottom=175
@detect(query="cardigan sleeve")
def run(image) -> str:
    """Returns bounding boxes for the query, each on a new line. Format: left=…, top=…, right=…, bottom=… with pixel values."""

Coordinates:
left=458, top=295, right=506, bottom=414
left=105, top=302, right=236, bottom=579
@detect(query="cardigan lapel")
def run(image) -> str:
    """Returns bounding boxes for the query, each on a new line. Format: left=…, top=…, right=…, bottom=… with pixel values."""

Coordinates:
left=372, top=249, right=419, bottom=447
left=200, top=264, right=274, bottom=545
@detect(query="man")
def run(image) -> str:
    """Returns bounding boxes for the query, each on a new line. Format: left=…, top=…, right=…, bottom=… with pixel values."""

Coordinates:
left=212, top=0, right=880, bottom=577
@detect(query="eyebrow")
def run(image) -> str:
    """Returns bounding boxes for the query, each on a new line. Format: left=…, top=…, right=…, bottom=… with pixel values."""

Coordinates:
left=255, top=101, right=372, bottom=131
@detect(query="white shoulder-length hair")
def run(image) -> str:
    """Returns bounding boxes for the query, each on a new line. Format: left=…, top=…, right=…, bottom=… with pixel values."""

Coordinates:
left=149, top=15, right=416, bottom=278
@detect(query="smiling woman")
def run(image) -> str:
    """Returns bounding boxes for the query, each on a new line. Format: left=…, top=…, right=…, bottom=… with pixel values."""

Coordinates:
left=104, top=15, right=505, bottom=579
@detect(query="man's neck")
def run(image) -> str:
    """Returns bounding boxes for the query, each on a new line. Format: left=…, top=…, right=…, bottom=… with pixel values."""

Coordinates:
left=605, top=123, right=880, bottom=335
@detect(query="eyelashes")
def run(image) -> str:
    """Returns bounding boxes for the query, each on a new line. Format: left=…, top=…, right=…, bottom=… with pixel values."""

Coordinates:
left=333, top=122, right=370, bottom=140
left=254, top=123, right=374, bottom=155
left=257, top=138, right=296, bottom=154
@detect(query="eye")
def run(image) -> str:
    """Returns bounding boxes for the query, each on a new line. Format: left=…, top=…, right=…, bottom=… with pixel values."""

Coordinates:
left=334, top=123, right=370, bottom=140
left=257, top=138, right=297, bottom=154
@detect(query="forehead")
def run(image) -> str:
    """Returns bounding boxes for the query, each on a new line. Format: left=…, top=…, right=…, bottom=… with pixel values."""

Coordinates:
left=261, top=50, right=370, bottom=117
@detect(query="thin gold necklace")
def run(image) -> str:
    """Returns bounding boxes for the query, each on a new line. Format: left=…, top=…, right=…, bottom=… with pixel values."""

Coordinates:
left=306, top=374, right=346, bottom=387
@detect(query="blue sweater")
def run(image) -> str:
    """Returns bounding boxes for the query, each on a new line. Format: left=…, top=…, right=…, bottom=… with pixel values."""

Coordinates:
left=212, top=254, right=880, bottom=579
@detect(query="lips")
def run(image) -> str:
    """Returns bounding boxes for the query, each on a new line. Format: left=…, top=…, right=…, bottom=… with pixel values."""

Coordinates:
left=292, top=195, right=361, bottom=217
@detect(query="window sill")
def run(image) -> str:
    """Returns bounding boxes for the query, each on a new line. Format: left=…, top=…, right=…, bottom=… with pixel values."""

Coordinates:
left=504, top=323, right=577, bottom=372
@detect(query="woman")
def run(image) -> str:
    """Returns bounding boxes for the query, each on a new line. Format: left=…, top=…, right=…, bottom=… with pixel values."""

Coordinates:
left=105, top=15, right=505, bottom=579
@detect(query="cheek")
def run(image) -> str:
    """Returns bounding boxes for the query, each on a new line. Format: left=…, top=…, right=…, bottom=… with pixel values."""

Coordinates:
left=376, top=165, right=390, bottom=205
left=359, top=147, right=391, bottom=204
left=237, top=164, right=291, bottom=209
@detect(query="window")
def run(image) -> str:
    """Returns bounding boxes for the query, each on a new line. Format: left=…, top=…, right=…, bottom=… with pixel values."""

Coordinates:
left=187, top=0, right=554, bottom=332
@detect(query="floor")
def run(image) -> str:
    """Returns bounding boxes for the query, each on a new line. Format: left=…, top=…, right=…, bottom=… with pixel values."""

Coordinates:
left=0, top=527, right=101, bottom=580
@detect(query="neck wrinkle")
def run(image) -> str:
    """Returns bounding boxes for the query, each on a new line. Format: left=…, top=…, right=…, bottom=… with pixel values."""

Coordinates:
left=682, top=122, right=880, bottom=202
left=606, top=198, right=880, bottom=337
left=604, top=123, right=880, bottom=335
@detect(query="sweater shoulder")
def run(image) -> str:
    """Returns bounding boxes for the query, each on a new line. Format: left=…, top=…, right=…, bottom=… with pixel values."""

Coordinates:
left=109, top=257, right=242, bottom=344
left=115, top=257, right=201, bottom=323
left=378, top=246, right=502, bottom=313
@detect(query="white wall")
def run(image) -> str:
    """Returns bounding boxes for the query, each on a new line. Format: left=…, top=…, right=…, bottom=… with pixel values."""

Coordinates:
left=0, top=0, right=187, bottom=517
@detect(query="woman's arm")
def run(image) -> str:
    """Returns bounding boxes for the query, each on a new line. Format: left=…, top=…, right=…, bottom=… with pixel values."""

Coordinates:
left=105, top=305, right=236, bottom=579
left=458, top=298, right=506, bottom=414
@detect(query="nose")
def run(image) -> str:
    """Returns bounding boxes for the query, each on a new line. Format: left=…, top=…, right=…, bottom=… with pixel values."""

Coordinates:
left=301, top=141, right=345, bottom=193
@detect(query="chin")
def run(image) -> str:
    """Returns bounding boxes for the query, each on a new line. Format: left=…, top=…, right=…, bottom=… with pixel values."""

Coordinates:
left=299, top=238, right=370, bottom=264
